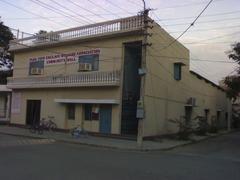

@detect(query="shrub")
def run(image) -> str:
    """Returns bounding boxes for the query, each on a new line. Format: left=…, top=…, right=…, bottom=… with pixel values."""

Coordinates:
left=208, top=116, right=218, bottom=133
left=169, top=116, right=193, bottom=140
left=193, top=116, right=209, bottom=136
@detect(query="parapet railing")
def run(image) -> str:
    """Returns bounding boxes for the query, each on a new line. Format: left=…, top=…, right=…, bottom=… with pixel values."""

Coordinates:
left=10, top=16, right=144, bottom=50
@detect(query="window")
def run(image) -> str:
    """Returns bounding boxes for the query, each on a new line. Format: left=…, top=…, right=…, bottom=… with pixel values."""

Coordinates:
left=67, top=104, right=75, bottom=120
left=204, top=109, right=210, bottom=121
left=84, top=104, right=92, bottom=120
left=29, top=58, right=44, bottom=75
left=173, top=63, right=182, bottom=81
left=78, top=54, right=99, bottom=71
left=84, top=104, right=99, bottom=121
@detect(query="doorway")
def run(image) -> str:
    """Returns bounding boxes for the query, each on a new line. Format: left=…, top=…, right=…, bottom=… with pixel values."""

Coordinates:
left=26, top=100, right=41, bottom=126
left=99, top=105, right=112, bottom=134
left=185, top=106, right=193, bottom=124
left=121, top=42, right=142, bottom=135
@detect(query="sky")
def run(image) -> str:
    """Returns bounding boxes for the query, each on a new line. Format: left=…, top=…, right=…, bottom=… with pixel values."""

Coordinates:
left=0, top=0, right=239, bottom=84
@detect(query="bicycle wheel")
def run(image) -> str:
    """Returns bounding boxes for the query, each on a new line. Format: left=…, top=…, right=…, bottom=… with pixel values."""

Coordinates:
left=50, top=123, right=57, bottom=131
left=29, top=126, right=36, bottom=134
left=38, top=128, right=43, bottom=135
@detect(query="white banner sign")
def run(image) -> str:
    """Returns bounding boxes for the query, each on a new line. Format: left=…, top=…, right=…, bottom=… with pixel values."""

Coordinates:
left=29, top=49, right=100, bottom=66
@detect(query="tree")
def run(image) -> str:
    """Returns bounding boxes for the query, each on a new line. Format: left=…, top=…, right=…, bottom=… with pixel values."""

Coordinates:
left=224, top=42, right=240, bottom=101
left=0, top=22, right=13, bottom=50
left=0, top=21, right=14, bottom=84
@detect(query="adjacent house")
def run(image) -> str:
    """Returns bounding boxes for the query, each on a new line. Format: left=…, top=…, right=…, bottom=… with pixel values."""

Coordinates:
left=0, top=85, right=11, bottom=123
left=7, top=15, right=229, bottom=137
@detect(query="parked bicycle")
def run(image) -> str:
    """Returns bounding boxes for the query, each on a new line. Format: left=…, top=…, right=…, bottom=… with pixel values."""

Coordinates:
left=29, top=122, right=43, bottom=135
left=41, top=116, right=57, bottom=131
left=70, top=125, right=88, bottom=138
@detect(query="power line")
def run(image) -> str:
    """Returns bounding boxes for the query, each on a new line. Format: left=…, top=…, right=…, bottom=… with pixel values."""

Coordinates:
left=156, top=0, right=214, bottom=52
left=162, top=17, right=240, bottom=27
left=0, top=0, right=66, bottom=28
left=185, top=41, right=236, bottom=45
left=191, top=59, right=235, bottom=63
left=158, top=10, right=240, bottom=21
left=148, top=50, right=235, bottom=64
left=7, top=22, right=236, bottom=64
left=148, top=52, right=220, bottom=97
left=9, top=33, right=223, bottom=97
left=86, top=0, right=121, bottom=18
left=30, top=0, right=92, bottom=24
left=170, top=24, right=240, bottom=34
left=2, top=13, right=127, bottom=20
left=156, top=0, right=222, bottom=10
left=29, top=0, right=84, bottom=25
left=104, top=0, right=136, bottom=15
left=66, top=0, right=106, bottom=20
left=127, top=0, right=143, bottom=8
left=49, top=0, right=95, bottom=23
left=184, top=31, right=240, bottom=44
left=150, top=26, right=238, bottom=45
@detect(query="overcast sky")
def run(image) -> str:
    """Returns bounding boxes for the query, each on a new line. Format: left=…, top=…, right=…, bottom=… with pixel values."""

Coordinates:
left=0, top=0, right=239, bottom=84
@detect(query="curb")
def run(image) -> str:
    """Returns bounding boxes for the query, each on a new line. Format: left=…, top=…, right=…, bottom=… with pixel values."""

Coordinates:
left=0, top=129, right=238, bottom=152
left=159, top=130, right=238, bottom=151
left=0, top=131, right=46, bottom=140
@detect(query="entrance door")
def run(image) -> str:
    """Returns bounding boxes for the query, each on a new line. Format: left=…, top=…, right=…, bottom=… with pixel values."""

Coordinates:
left=99, top=105, right=112, bottom=134
left=26, top=100, right=41, bottom=126
left=121, top=42, right=142, bottom=135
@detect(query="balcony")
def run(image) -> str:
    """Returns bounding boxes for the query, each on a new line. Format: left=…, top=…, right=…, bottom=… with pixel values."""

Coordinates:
left=9, top=15, right=144, bottom=51
left=7, top=70, right=121, bottom=89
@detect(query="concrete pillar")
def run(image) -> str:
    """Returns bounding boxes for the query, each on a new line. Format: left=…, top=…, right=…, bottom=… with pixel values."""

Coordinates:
left=227, top=98, right=232, bottom=131
left=6, top=93, right=11, bottom=121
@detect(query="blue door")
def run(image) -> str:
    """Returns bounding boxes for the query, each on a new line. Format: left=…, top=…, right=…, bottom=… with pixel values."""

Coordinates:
left=100, top=105, right=112, bottom=134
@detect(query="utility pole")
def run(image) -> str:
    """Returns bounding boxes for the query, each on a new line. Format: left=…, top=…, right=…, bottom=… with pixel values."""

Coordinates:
left=137, top=0, right=151, bottom=146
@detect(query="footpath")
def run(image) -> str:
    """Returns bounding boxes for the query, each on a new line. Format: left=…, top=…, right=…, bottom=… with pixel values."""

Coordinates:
left=0, top=125, right=233, bottom=151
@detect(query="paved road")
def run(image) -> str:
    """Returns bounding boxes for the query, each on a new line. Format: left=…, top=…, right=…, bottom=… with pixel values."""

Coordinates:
left=0, top=132, right=239, bottom=180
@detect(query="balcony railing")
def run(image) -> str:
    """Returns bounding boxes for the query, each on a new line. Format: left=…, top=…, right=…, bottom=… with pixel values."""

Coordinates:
left=9, top=15, right=144, bottom=50
left=7, top=70, right=121, bottom=89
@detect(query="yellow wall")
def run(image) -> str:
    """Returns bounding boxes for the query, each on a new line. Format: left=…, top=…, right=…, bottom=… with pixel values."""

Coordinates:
left=143, top=22, right=228, bottom=136
left=10, top=20, right=228, bottom=137
left=11, top=35, right=142, bottom=134
left=13, top=36, right=141, bottom=78
left=11, top=88, right=121, bottom=133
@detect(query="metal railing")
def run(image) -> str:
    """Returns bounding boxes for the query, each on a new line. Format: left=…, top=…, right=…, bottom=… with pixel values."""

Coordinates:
left=10, top=16, right=144, bottom=50
left=7, top=70, right=121, bottom=89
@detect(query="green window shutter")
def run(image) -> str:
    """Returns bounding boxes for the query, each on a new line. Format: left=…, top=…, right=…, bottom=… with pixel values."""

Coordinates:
left=174, top=63, right=182, bottom=81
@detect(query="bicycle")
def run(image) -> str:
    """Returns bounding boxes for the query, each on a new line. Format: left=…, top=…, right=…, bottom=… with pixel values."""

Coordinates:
left=70, top=125, right=88, bottom=138
left=41, top=116, right=57, bottom=131
left=29, top=123, right=43, bottom=135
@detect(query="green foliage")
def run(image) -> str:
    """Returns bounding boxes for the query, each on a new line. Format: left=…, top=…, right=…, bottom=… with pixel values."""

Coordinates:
left=36, top=30, right=47, bottom=35
left=208, top=116, right=218, bottom=133
left=0, top=22, right=14, bottom=50
left=228, top=42, right=240, bottom=64
left=194, top=116, right=209, bottom=136
left=169, top=116, right=193, bottom=140
left=224, top=42, right=240, bottom=101
left=0, top=21, right=14, bottom=82
left=224, top=75, right=240, bottom=101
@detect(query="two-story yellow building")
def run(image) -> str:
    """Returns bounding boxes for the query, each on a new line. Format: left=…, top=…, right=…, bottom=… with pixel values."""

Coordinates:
left=8, top=15, right=229, bottom=138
